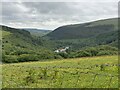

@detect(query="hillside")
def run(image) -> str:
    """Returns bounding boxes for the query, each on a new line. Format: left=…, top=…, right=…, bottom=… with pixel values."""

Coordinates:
left=2, top=26, right=42, bottom=50
left=45, top=18, right=118, bottom=40
left=1, top=18, right=118, bottom=63
left=1, top=25, right=55, bottom=63
left=44, top=18, right=118, bottom=49
left=21, top=28, right=51, bottom=37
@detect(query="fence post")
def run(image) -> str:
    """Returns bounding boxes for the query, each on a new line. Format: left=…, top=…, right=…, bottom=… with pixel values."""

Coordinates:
left=91, top=74, right=98, bottom=87
left=75, top=71, right=81, bottom=87
left=108, top=75, right=113, bottom=88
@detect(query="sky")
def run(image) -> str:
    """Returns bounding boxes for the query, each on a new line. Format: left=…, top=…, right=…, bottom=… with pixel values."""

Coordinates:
left=1, top=0, right=119, bottom=30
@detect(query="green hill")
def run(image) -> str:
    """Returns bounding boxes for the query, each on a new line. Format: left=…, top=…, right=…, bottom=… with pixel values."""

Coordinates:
left=1, top=18, right=118, bottom=63
left=21, top=28, right=51, bottom=37
left=2, top=26, right=43, bottom=51
left=45, top=18, right=118, bottom=40
left=1, top=26, right=55, bottom=63
left=44, top=18, right=118, bottom=49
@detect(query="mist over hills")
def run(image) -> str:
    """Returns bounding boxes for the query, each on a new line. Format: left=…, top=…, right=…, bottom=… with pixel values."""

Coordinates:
left=19, top=28, right=51, bottom=37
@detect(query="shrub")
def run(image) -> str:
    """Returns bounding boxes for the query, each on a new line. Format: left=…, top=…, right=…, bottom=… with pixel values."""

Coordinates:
left=98, top=45, right=118, bottom=51
left=58, top=53, right=69, bottom=59
left=75, top=51, right=91, bottom=57
left=17, top=54, right=39, bottom=62
left=97, top=51, right=117, bottom=56
left=10, top=49, right=32, bottom=55
left=54, top=54, right=63, bottom=59
left=24, top=69, right=37, bottom=84
left=38, top=50, right=55, bottom=60
left=38, top=53, right=54, bottom=60
left=68, top=52, right=76, bottom=58
left=85, top=48, right=98, bottom=56
left=2, top=55, right=18, bottom=63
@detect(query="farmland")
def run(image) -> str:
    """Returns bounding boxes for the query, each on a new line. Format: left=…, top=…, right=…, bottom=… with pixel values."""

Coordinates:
left=2, top=55, right=118, bottom=88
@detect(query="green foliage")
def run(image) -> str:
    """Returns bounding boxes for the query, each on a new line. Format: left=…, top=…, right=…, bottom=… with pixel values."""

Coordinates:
left=1, top=18, right=118, bottom=63
left=97, top=51, right=117, bottom=56
left=58, top=53, right=69, bottom=59
left=54, top=54, right=63, bottom=59
left=2, top=26, right=55, bottom=63
left=68, top=45, right=118, bottom=58
left=40, top=68, right=48, bottom=79
left=100, top=64, right=105, bottom=71
left=24, top=69, right=37, bottom=84
left=85, top=47, right=98, bottom=56
left=44, top=18, right=118, bottom=50
left=17, top=54, right=38, bottom=62
left=38, top=50, right=55, bottom=60
left=10, top=50, right=30, bottom=55
left=2, top=56, right=118, bottom=88
left=45, top=18, right=118, bottom=40
left=3, top=55, right=18, bottom=63
left=75, top=51, right=91, bottom=57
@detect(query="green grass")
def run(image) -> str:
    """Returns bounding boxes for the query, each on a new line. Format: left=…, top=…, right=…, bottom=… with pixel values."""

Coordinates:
left=87, top=18, right=118, bottom=29
left=2, top=55, right=118, bottom=88
left=1, top=31, right=11, bottom=37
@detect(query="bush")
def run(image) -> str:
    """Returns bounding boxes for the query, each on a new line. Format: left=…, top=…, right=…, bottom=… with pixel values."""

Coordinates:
left=24, top=69, right=37, bottom=84
left=97, top=51, right=118, bottom=56
left=38, top=50, right=55, bottom=60
left=85, top=48, right=98, bottom=56
left=98, top=45, right=118, bottom=51
left=58, top=53, right=69, bottom=59
left=38, top=53, right=54, bottom=60
left=2, top=55, right=18, bottom=63
left=54, top=54, right=63, bottom=59
left=17, top=52, right=55, bottom=62
left=17, top=54, right=39, bottom=62
left=75, top=51, right=91, bottom=57
left=68, top=52, right=76, bottom=58
left=10, top=49, right=33, bottom=55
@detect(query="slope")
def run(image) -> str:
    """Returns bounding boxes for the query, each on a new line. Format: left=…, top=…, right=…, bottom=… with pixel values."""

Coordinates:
left=21, top=28, right=51, bottom=37
left=1, top=25, right=55, bottom=63
left=44, top=18, right=118, bottom=50
left=45, top=18, right=118, bottom=40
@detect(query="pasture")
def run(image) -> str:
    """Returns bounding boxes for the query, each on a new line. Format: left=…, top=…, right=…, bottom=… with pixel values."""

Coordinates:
left=2, top=55, right=118, bottom=88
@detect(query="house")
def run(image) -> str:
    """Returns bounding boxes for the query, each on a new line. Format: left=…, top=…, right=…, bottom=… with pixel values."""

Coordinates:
left=54, top=47, right=69, bottom=53
left=54, top=50, right=59, bottom=53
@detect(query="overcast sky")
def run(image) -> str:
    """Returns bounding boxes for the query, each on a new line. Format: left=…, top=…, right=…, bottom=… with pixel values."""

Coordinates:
left=1, top=0, right=119, bottom=30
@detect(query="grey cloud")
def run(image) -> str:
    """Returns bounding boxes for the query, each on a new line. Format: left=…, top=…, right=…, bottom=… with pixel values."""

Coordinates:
left=1, top=2, right=118, bottom=29
left=22, top=2, right=78, bottom=17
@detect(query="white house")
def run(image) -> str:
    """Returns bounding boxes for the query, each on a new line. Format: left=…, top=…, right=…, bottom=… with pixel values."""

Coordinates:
left=54, top=47, right=69, bottom=53
left=54, top=50, right=60, bottom=53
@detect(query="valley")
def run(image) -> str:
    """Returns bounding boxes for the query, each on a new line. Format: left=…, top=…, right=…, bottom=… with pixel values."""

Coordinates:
left=1, top=18, right=119, bottom=88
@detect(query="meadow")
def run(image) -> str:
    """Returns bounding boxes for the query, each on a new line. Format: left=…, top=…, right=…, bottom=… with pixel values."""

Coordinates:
left=2, top=55, right=119, bottom=88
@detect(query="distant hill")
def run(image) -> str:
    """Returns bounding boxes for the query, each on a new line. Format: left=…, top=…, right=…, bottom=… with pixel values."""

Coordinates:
left=2, top=26, right=41, bottom=49
left=44, top=18, right=118, bottom=49
left=1, top=17, right=118, bottom=63
left=45, top=18, right=118, bottom=40
left=21, top=28, right=51, bottom=37
left=1, top=25, right=55, bottom=63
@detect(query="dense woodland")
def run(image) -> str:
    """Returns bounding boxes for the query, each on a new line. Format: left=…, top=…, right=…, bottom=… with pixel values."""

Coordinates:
left=1, top=18, right=118, bottom=63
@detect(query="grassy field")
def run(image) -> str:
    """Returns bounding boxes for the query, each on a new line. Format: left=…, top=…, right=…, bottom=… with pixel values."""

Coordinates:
left=1, top=31, right=12, bottom=37
left=2, top=55, right=118, bottom=88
